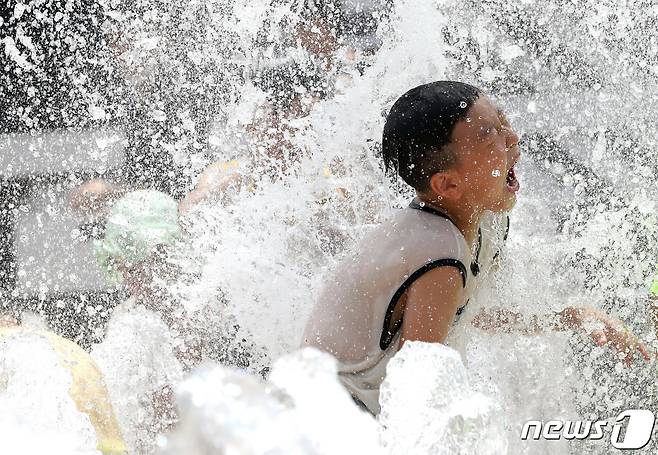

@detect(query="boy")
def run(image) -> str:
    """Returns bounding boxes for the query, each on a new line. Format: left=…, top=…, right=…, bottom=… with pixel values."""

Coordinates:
left=302, top=81, right=649, bottom=415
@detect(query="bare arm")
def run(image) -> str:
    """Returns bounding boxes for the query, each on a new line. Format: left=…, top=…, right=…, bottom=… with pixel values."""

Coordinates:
left=472, top=306, right=651, bottom=365
left=68, top=178, right=125, bottom=217
left=178, top=162, right=242, bottom=215
left=471, top=307, right=559, bottom=335
left=0, top=313, right=19, bottom=328
left=401, top=266, right=465, bottom=345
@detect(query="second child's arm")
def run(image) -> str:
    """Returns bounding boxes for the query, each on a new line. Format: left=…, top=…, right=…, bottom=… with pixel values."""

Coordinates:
left=178, top=163, right=243, bottom=215
left=401, top=267, right=465, bottom=345
left=472, top=306, right=651, bottom=365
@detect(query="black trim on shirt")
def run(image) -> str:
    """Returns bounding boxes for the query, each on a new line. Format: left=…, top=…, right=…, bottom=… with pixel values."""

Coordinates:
left=504, top=215, right=510, bottom=241
left=409, top=198, right=482, bottom=279
left=471, top=228, right=482, bottom=277
left=351, top=394, right=373, bottom=415
left=379, top=258, right=468, bottom=350
left=408, top=198, right=458, bottom=226
left=493, top=215, right=511, bottom=261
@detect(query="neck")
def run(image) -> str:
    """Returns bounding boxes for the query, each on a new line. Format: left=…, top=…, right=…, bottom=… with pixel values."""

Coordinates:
left=416, top=194, right=482, bottom=246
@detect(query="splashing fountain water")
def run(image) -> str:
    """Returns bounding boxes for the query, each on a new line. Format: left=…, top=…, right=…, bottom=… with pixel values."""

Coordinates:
left=1, top=0, right=656, bottom=454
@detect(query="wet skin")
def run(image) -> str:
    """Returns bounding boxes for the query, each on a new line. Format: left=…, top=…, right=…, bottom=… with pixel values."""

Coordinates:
left=448, top=94, right=521, bottom=214
left=419, top=94, right=521, bottom=246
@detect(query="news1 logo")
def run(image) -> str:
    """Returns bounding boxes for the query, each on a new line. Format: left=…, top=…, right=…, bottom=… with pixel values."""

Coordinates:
left=521, top=409, right=656, bottom=449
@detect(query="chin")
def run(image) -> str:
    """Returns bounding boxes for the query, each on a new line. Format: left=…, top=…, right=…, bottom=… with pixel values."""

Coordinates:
left=504, top=194, right=518, bottom=211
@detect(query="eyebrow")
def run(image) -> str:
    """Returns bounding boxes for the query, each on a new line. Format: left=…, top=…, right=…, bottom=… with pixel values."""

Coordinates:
left=473, top=109, right=505, bottom=141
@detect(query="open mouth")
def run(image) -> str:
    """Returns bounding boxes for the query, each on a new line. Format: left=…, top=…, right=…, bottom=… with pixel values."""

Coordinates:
left=506, top=166, right=520, bottom=193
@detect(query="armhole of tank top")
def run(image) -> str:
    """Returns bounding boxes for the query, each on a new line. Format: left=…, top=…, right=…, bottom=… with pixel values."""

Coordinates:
left=504, top=215, right=510, bottom=241
left=470, top=228, right=482, bottom=277
left=493, top=215, right=511, bottom=261
left=379, top=258, right=468, bottom=351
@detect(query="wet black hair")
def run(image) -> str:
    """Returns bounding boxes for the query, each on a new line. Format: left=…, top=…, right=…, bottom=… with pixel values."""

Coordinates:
left=382, top=81, right=481, bottom=191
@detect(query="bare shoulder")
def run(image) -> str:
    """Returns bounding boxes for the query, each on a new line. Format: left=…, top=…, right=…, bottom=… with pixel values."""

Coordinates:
left=401, top=266, right=466, bottom=344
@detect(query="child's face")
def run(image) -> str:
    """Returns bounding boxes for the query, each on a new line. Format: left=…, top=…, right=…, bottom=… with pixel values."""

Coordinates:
left=449, top=95, right=521, bottom=212
left=295, top=19, right=339, bottom=57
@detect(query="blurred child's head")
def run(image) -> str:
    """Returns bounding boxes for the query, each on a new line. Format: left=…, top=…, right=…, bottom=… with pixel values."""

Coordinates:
left=382, top=81, right=521, bottom=213
left=94, top=190, right=181, bottom=298
left=291, top=0, right=344, bottom=56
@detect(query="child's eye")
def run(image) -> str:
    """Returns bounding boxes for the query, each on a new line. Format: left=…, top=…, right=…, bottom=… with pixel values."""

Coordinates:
left=478, top=125, right=500, bottom=143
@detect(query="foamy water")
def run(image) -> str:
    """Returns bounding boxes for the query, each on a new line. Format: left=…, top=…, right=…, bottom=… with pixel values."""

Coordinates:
left=1, top=0, right=656, bottom=453
left=0, top=322, right=100, bottom=454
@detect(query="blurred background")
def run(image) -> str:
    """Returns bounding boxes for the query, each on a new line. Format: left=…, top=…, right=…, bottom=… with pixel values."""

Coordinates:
left=0, top=0, right=393, bottom=345
left=1, top=1, right=657, bottom=453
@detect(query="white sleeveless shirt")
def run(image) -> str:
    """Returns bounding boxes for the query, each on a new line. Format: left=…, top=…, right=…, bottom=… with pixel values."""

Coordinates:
left=301, top=198, right=509, bottom=414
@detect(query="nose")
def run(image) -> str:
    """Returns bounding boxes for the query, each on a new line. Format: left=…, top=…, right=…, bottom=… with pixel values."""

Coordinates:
left=505, top=126, right=520, bottom=150
left=503, top=126, right=520, bottom=155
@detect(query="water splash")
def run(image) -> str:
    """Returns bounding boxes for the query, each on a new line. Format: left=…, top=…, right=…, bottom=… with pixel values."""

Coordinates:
left=379, top=341, right=508, bottom=454
left=1, top=0, right=657, bottom=453
left=158, top=348, right=382, bottom=454
left=0, top=329, right=99, bottom=454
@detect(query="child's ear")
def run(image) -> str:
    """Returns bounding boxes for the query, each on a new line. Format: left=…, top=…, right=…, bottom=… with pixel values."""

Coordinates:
left=429, top=171, right=463, bottom=201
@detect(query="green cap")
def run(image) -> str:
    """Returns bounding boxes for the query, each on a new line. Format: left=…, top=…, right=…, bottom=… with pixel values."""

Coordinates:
left=94, top=190, right=181, bottom=283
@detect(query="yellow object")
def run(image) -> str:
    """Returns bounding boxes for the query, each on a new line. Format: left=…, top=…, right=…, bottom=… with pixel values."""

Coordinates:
left=217, top=159, right=239, bottom=172
left=0, top=327, right=128, bottom=454
left=212, top=160, right=256, bottom=193
left=322, top=164, right=332, bottom=178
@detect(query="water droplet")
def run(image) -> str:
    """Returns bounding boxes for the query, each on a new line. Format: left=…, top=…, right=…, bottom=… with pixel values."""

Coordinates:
left=459, top=101, right=467, bottom=108
left=492, top=169, right=501, bottom=177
